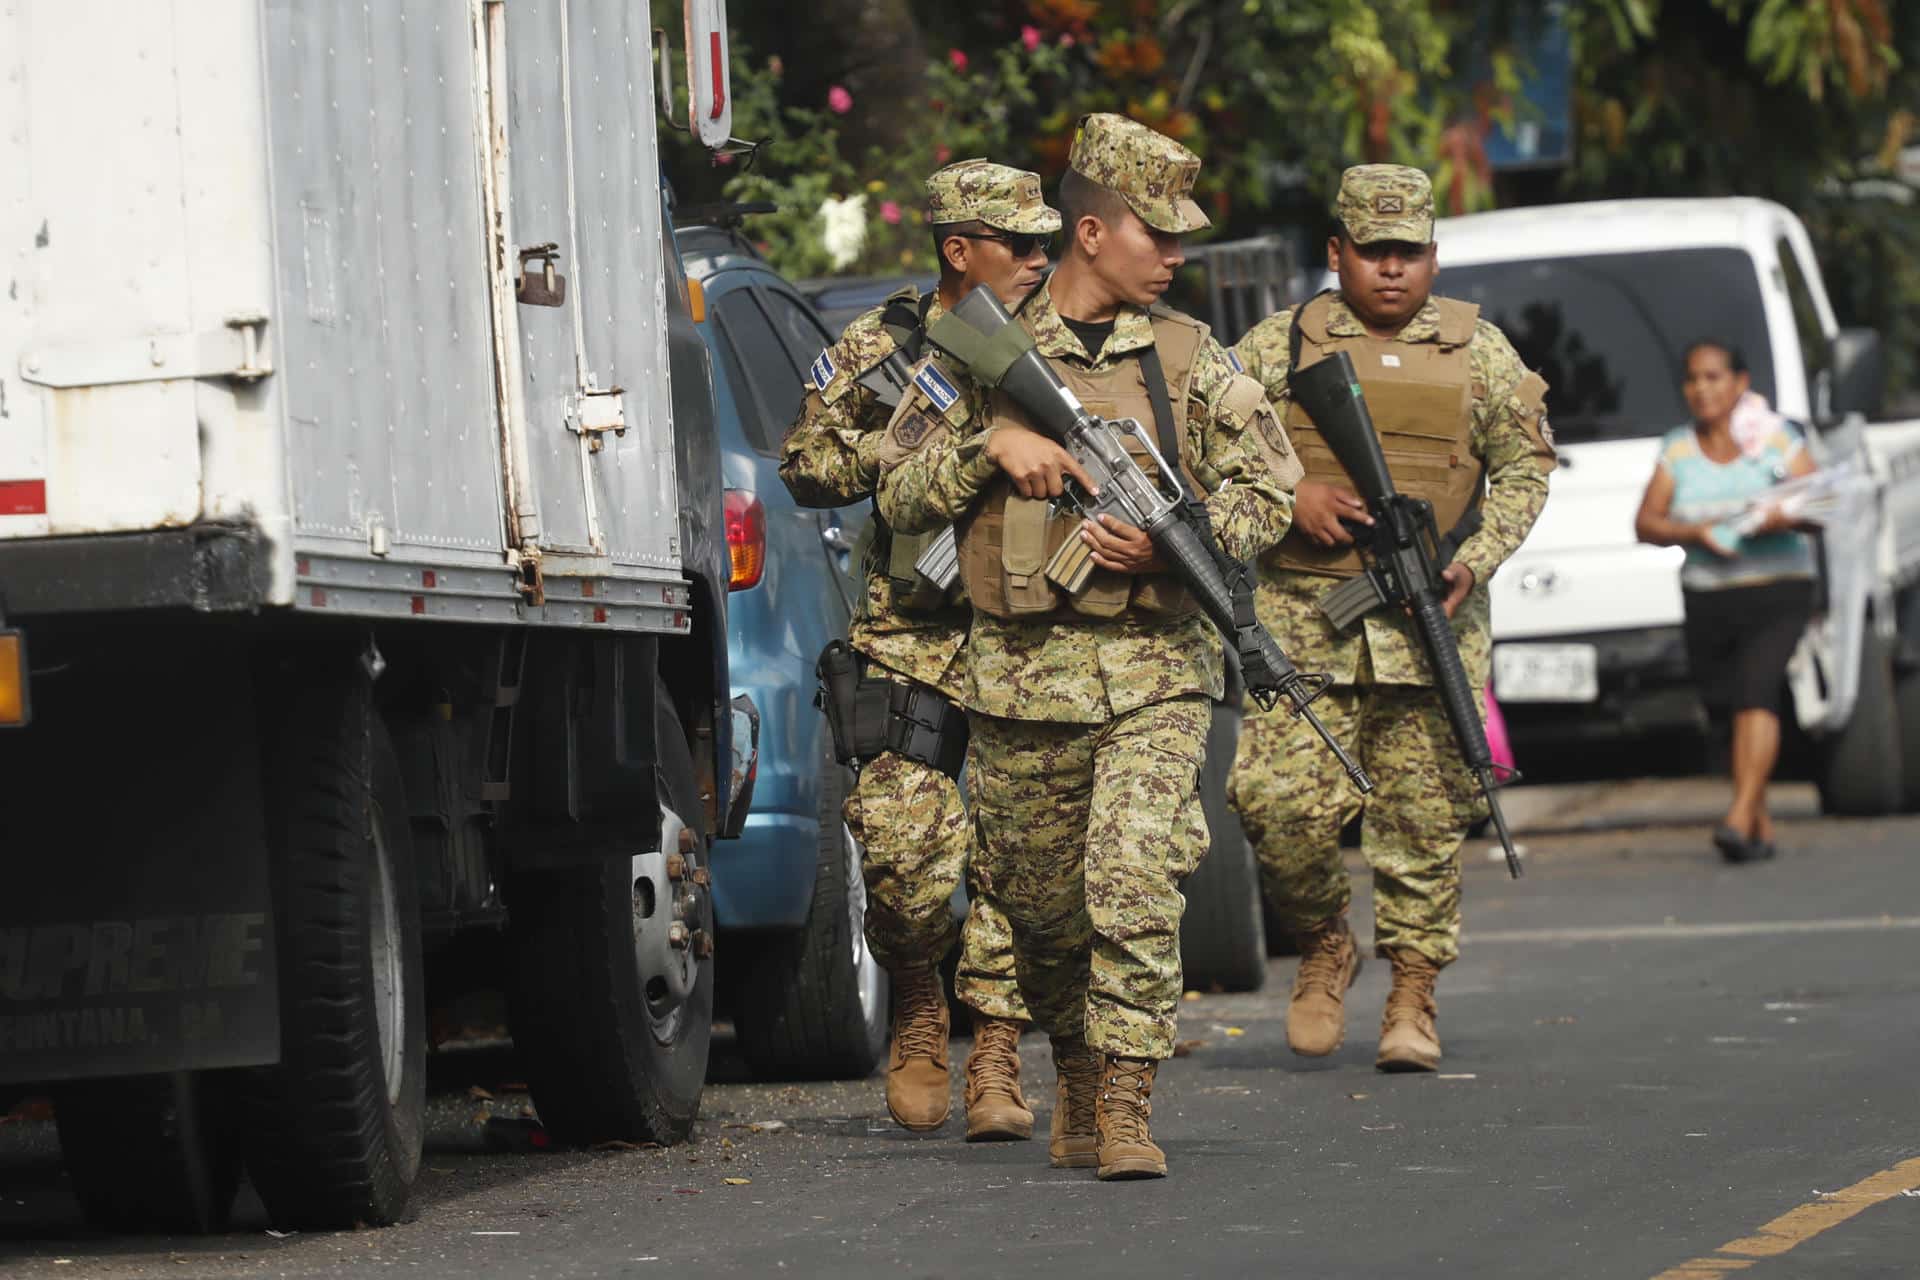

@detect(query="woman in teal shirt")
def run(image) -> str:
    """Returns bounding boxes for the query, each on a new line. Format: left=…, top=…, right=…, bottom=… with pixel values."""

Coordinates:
left=1635, top=340, right=1818, bottom=862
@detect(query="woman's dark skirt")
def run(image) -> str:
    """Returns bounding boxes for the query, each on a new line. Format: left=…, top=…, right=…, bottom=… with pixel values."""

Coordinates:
left=1681, top=577, right=1817, bottom=720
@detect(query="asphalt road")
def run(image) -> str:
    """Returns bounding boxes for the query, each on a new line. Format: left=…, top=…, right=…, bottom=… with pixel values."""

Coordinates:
left=3, top=790, right=1917, bottom=1279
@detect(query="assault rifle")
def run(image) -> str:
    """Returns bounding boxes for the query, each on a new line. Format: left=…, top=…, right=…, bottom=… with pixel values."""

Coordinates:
left=926, top=286, right=1372, bottom=794
left=1290, top=350, right=1523, bottom=878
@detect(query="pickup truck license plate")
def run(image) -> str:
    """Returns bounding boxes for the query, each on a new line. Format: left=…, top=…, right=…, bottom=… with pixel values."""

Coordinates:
left=1494, top=643, right=1599, bottom=703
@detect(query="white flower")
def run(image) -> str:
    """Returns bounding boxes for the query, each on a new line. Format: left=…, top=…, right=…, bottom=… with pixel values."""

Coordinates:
left=818, top=194, right=867, bottom=270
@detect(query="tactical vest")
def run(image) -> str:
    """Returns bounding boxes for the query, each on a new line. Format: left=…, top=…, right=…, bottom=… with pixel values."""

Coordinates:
left=1273, top=292, right=1483, bottom=578
left=957, top=310, right=1207, bottom=622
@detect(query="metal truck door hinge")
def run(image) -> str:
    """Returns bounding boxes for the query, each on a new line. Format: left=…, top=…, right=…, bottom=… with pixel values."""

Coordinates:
left=566, top=386, right=627, bottom=452
left=19, top=313, right=273, bottom=388
left=516, top=244, right=567, bottom=307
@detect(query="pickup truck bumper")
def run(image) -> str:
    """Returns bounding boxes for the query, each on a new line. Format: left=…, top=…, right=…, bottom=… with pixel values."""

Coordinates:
left=1497, top=624, right=1709, bottom=746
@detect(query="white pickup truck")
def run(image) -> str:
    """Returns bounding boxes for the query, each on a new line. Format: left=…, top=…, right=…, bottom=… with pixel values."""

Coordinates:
left=1431, top=198, right=1920, bottom=813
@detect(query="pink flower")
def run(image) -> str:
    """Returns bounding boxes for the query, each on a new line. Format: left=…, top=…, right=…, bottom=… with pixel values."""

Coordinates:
left=948, top=48, right=969, bottom=72
left=880, top=200, right=902, bottom=225
left=827, top=85, right=853, bottom=114
left=1021, top=25, right=1041, bottom=53
left=934, top=144, right=951, bottom=165
left=1059, top=33, right=1075, bottom=48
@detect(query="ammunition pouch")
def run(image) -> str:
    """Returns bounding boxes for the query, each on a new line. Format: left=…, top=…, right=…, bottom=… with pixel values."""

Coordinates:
left=813, top=640, right=969, bottom=777
left=885, top=524, right=959, bottom=614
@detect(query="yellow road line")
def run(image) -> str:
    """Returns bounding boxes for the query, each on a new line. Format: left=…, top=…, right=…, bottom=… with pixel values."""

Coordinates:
left=1652, top=1156, right=1920, bottom=1278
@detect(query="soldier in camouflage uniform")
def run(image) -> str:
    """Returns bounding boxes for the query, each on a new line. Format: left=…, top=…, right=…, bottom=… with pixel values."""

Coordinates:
left=779, top=160, right=1060, bottom=1140
left=1226, top=164, right=1555, bottom=1072
left=876, top=115, right=1299, bottom=1180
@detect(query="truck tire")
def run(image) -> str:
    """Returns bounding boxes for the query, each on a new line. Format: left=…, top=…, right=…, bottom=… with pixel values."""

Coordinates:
left=239, top=669, right=427, bottom=1230
left=1817, top=627, right=1904, bottom=817
left=733, top=745, right=889, bottom=1080
left=508, top=682, right=714, bottom=1144
left=1897, top=661, right=1920, bottom=812
left=53, top=1072, right=241, bottom=1233
left=1181, top=701, right=1268, bottom=993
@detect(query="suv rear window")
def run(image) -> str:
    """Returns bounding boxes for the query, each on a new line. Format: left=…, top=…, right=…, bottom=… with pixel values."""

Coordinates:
left=1438, top=248, right=1775, bottom=445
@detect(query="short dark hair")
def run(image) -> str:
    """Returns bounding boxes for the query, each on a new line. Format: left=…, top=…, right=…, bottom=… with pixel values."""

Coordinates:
left=930, top=218, right=989, bottom=274
left=1057, top=169, right=1133, bottom=253
left=1684, top=339, right=1749, bottom=375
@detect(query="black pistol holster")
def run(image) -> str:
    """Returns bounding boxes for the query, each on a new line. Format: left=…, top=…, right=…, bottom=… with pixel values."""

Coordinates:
left=814, top=640, right=969, bottom=778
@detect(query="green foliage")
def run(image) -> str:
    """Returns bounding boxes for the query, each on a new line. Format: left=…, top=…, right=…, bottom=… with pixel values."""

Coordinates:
left=655, top=0, right=1914, bottom=397
left=1564, top=0, right=1917, bottom=398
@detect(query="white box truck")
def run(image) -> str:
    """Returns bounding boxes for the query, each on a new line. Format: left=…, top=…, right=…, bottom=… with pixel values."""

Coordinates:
left=1429, top=198, right=1920, bottom=811
left=0, top=0, right=756, bottom=1233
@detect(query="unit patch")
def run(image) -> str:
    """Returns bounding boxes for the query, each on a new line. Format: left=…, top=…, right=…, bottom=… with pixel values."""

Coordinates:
left=912, top=362, right=961, bottom=414
left=893, top=410, right=935, bottom=449
left=810, top=347, right=838, bottom=391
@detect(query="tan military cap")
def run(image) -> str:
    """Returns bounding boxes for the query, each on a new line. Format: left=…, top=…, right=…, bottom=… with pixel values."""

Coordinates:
left=1066, top=112, right=1210, bottom=234
left=925, top=159, right=1062, bottom=234
left=1336, top=164, right=1435, bottom=244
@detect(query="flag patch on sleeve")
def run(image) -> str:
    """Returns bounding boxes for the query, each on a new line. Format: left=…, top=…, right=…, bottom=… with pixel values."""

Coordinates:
left=912, top=362, right=960, bottom=413
left=809, top=348, right=838, bottom=391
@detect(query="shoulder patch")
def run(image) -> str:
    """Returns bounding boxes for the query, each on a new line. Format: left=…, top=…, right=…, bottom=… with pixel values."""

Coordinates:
left=912, top=362, right=961, bottom=414
left=809, top=347, right=838, bottom=392
left=1220, top=372, right=1268, bottom=424
left=893, top=409, right=935, bottom=449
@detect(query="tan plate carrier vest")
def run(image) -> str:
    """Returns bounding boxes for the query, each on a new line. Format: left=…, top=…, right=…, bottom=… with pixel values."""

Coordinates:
left=957, top=312, right=1207, bottom=622
left=1273, top=293, right=1484, bottom=578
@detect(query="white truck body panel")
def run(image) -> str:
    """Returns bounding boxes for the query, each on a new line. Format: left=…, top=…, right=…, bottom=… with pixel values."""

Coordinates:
left=1, top=0, right=689, bottom=633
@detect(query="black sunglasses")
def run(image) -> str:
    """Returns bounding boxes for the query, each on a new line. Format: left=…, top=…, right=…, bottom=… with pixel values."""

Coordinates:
left=954, top=230, right=1054, bottom=257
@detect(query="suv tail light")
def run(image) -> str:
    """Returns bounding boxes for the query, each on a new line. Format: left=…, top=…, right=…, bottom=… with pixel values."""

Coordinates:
left=725, top=490, right=766, bottom=591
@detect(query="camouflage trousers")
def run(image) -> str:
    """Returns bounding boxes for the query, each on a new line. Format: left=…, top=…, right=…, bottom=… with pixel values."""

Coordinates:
left=845, top=750, right=1028, bottom=1023
left=966, top=696, right=1211, bottom=1060
left=1228, top=658, right=1484, bottom=967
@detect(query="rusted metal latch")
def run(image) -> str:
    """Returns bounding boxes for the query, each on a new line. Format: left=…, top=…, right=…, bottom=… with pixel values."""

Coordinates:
left=19, top=313, right=272, bottom=388
left=566, top=386, right=627, bottom=452
left=513, top=549, right=547, bottom=608
left=516, top=244, right=567, bottom=307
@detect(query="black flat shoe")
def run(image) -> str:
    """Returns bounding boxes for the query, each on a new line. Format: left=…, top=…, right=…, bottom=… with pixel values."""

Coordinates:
left=1747, top=838, right=1777, bottom=861
left=1713, top=825, right=1751, bottom=863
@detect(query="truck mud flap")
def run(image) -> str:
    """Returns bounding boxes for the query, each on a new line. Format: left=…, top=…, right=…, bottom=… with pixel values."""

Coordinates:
left=0, top=634, right=278, bottom=1085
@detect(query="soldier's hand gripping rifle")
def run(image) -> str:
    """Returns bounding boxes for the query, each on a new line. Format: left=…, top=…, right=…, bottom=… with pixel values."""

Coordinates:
left=926, top=286, right=1372, bottom=794
left=1290, top=350, right=1523, bottom=878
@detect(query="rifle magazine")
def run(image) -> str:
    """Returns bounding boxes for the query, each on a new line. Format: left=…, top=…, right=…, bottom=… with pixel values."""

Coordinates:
left=1319, top=572, right=1388, bottom=632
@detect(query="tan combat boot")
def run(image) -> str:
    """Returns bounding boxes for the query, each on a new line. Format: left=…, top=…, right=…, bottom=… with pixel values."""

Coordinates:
left=1047, top=1037, right=1100, bottom=1169
left=885, top=967, right=951, bottom=1131
left=964, top=1017, right=1034, bottom=1142
left=1376, top=947, right=1442, bottom=1073
left=1287, top=911, right=1363, bottom=1057
left=1095, top=1055, right=1166, bottom=1180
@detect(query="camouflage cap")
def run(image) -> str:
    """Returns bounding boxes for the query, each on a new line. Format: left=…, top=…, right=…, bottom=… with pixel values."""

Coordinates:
left=1066, top=113, right=1209, bottom=234
left=925, top=159, right=1062, bottom=235
left=1335, top=164, right=1435, bottom=244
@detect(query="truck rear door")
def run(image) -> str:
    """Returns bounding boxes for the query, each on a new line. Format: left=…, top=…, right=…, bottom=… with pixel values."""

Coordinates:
left=494, top=0, right=680, bottom=571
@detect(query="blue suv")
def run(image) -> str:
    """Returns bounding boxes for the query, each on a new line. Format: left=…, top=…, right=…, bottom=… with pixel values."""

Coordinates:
left=675, top=223, right=889, bottom=1080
